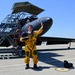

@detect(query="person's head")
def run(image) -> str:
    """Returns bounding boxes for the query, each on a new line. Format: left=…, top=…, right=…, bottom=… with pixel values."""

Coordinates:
left=28, top=25, right=33, bottom=31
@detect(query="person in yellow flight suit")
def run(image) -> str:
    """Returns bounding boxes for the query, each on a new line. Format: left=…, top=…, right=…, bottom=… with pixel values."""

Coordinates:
left=20, top=23, right=44, bottom=69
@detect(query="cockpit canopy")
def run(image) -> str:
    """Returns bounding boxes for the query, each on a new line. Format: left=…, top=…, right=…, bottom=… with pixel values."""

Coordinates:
left=12, top=1, right=44, bottom=15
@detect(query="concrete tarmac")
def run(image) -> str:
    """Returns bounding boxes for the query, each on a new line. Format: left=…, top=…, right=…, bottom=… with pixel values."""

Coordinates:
left=0, top=44, right=75, bottom=75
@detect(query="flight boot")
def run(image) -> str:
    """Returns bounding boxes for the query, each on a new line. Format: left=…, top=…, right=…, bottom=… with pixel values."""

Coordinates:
left=33, top=64, right=38, bottom=69
left=25, top=64, right=29, bottom=69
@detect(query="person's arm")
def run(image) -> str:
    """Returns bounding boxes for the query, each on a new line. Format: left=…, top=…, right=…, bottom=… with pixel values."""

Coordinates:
left=20, top=37, right=23, bottom=42
left=20, top=32, right=28, bottom=42
left=34, top=22, right=44, bottom=36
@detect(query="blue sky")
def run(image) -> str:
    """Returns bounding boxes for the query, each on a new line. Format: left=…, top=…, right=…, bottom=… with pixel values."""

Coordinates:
left=0, top=0, right=75, bottom=38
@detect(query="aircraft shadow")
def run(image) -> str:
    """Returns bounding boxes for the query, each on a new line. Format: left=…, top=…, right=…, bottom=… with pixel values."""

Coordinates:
left=31, top=51, right=64, bottom=71
left=34, top=51, right=64, bottom=71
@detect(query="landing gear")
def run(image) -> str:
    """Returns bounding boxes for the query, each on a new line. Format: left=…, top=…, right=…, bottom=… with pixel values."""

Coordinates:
left=68, top=42, right=71, bottom=49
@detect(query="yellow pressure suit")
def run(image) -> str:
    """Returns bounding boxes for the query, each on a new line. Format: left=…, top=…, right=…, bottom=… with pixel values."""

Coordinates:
left=20, top=28, right=43, bottom=64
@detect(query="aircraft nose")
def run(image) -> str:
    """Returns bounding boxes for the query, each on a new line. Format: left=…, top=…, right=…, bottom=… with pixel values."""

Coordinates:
left=40, top=17, right=53, bottom=35
left=45, top=17, right=51, bottom=21
left=40, top=17, right=53, bottom=26
left=43, top=17, right=53, bottom=25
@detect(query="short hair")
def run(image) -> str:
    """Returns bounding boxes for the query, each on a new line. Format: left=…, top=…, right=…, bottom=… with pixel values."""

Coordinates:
left=28, top=25, right=33, bottom=28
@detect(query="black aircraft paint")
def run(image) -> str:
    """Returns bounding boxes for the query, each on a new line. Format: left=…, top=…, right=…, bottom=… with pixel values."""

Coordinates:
left=22, top=17, right=53, bottom=36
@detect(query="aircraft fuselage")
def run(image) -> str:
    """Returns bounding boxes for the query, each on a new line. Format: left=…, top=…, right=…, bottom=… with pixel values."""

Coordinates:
left=22, top=17, right=53, bottom=36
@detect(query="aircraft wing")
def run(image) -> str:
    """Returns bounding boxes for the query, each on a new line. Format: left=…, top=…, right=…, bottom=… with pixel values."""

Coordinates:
left=36, top=36, right=75, bottom=45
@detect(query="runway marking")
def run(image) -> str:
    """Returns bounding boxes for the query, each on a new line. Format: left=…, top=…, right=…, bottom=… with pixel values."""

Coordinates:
left=0, top=67, right=24, bottom=73
left=0, top=64, right=25, bottom=68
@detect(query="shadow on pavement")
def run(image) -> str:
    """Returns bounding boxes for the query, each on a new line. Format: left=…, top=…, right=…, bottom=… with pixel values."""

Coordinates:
left=32, top=66, right=50, bottom=71
left=38, top=51, right=64, bottom=68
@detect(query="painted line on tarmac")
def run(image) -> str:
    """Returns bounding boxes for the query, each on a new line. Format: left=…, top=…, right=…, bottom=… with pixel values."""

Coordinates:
left=0, top=64, right=25, bottom=68
left=0, top=67, right=24, bottom=73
